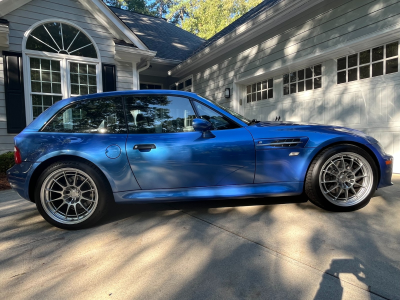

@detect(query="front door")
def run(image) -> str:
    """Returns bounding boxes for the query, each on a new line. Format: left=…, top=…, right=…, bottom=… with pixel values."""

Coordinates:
left=125, top=95, right=255, bottom=190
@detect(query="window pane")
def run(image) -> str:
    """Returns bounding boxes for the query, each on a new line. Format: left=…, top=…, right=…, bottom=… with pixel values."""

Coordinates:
left=337, top=71, right=346, bottom=84
left=30, top=58, right=40, bottom=69
left=359, top=50, right=370, bottom=65
left=306, top=79, right=313, bottom=90
left=31, top=69, right=40, bottom=81
left=262, top=81, right=267, bottom=90
left=52, top=83, right=61, bottom=94
left=386, top=42, right=398, bottom=58
left=268, top=78, right=273, bottom=88
left=51, top=60, right=60, bottom=72
left=252, top=83, right=256, bottom=93
left=70, top=63, right=97, bottom=95
left=298, top=69, right=305, bottom=80
left=252, top=93, right=256, bottom=102
left=359, top=65, right=370, bottom=79
left=257, top=91, right=261, bottom=101
left=256, top=82, right=261, bottom=91
left=386, top=58, right=398, bottom=74
left=41, top=59, right=50, bottom=70
left=372, top=62, right=383, bottom=77
left=314, top=65, right=322, bottom=76
left=125, top=96, right=197, bottom=133
left=178, top=82, right=184, bottom=90
left=348, top=68, right=357, bottom=82
left=262, top=90, right=268, bottom=100
left=52, top=72, right=61, bottom=82
left=185, top=78, right=192, bottom=87
left=32, top=95, right=41, bottom=105
left=372, top=46, right=384, bottom=62
left=247, top=94, right=251, bottom=103
left=283, top=84, right=289, bottom=95
left=247, top=85, right=251, bottom=94
left=42, top=82, right=51, bottom=93
left=337, top=57, right=346, bottom=70
left=290, top=83, right=296, bottom=94
left=33, top=106, right=43, bottom=118
left=314, top=77, right=321, bottom=89
left=43, top=95, right=53, bottom=106
left=298, top=81, right=304, bottom=92
left=290, top=72, right=297, bottom=82
left=306, top=67, right=313, bottom=79
left=348, top=54, right=358, bottom=68
left=283, top=74, right=289, bottom=84
left=194, top=101, right=238, bottom=130
left=42, top=71, right=50, bottom=82
left=267, top=89, right=273, bottom=99
left=32, top=81, right=41, bottom=92
left=43, top=97, right=126, bottom=133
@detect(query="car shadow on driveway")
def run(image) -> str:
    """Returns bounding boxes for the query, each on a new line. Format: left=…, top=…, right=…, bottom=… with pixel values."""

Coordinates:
left=98, top=195, right=309, bottom=226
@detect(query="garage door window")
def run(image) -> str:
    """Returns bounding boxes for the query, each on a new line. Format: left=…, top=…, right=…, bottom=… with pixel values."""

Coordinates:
left=283, top=64, right=321, bottom=95
left=337, top=42, right=399, bottom=84
left=246, top=79, right=273, bottom=103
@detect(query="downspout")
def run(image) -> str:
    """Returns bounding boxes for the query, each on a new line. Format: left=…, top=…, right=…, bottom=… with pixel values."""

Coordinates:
left=136, top=60, right=151, bottom=89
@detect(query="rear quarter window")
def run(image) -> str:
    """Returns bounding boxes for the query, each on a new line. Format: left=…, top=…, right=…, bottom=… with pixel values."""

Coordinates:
left=42, top=97, right=127, bottom=134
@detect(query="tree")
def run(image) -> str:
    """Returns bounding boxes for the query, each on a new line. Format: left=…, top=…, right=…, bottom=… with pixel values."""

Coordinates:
left=102, top=0, right=151, bottom=15
left=167, top=0, right=263, bottom=39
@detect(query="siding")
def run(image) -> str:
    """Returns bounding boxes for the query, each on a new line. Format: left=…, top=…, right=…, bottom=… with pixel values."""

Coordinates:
left=0, top=0, right=134, bottom=152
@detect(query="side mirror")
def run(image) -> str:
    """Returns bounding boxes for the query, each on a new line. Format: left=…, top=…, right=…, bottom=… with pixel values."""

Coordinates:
left=193, top=118, right=215, bottom=138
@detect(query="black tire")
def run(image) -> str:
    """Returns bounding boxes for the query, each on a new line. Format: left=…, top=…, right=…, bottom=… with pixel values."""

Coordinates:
left=34, top=160, right=113, bottom=230
left=305, top=144, right=378, bottom=212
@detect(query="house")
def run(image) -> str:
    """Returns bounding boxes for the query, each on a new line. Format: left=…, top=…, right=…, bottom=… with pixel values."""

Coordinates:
left=1, top=0, right=399, bottom=173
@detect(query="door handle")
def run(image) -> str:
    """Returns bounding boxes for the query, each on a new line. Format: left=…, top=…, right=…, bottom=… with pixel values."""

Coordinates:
left=133, top=144, right=157, bottom=150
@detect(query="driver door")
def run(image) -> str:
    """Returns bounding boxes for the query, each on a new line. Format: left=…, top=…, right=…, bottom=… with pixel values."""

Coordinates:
left=125, top=95, right=255, bottom=190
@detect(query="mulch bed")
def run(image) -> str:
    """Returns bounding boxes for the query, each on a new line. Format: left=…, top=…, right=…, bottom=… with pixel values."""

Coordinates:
left=0, top=173, right=11, bottom=191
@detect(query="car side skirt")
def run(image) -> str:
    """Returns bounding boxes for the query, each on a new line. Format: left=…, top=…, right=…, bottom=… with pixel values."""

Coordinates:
left=114, top=182, right=304, bottom=203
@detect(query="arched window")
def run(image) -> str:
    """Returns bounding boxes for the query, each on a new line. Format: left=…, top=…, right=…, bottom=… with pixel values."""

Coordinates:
left=23, top=20, right=101, bottom=121
left=26, top=22, right=97, bottom=58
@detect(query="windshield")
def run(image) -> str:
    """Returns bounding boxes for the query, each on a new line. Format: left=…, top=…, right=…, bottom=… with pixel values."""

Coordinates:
left=199, top=96, right=252, bottom=125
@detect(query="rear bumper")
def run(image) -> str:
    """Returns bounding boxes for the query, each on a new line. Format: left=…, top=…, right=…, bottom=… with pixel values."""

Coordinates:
left=6, top=162, right=35, bottom=202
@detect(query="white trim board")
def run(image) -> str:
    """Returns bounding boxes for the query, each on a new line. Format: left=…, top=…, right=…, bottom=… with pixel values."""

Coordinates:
left=0, top=0, right=148, bottom=50
left=234, top=24, right=400, bottom=85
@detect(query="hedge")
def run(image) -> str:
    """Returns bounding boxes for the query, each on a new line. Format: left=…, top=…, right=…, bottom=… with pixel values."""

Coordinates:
left=0, top=152, right=14, bottom=174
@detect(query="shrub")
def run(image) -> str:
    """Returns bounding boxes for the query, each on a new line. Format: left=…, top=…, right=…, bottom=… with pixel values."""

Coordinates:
left=0, top=152, right=14, bottom=174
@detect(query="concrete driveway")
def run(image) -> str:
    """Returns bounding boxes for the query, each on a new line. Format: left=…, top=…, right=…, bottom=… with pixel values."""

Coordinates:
left=1, top=175, right=399, bottom=300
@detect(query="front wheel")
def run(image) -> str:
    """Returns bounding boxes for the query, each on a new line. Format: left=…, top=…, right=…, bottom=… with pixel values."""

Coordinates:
left=305, top=144, right=378, bottom=211
left=35, top=160, right=112, bottom=229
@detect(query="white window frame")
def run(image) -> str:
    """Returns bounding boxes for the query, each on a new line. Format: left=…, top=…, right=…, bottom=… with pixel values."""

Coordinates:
left=246, top=78, right=273, bottom=103
left=336, top=41, right=399, bottom=84
left=171, top=75, right=193, bottom=92
left=283, top=64, right=322, bottom=96
left=22, top=19, right=102, bottom=124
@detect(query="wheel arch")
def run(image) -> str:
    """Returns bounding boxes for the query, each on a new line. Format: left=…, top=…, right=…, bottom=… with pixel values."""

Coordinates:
left=304, top=141, right=381, bottom=186
left=29, top=155, right=114, bottom=203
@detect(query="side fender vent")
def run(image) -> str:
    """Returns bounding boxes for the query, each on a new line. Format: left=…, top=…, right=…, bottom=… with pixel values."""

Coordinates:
left=256, top=137, right=308, bottom=148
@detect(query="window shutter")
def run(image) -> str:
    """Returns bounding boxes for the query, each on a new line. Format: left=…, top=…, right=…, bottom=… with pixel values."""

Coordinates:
left=3, top=51, right=26, bottom=133
left=102, top=64, right=116, bottom=92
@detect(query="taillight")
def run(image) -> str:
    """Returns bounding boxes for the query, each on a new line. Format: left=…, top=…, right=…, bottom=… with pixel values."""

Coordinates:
left=14, top=146, right=22, bottom=164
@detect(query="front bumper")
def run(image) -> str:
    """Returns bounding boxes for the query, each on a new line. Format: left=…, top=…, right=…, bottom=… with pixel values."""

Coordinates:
left=6, top=162, right=35, bottom=202
left=366, top=143, right=393, bottom=188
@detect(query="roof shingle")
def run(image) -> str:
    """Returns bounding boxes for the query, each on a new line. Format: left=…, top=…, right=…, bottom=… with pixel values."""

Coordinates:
left=110, top=7, right=205, bottom=61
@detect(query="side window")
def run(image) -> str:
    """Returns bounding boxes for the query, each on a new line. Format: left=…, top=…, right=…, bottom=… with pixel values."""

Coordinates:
left=42, top=97, right=126, bottom=133
left=193, top=101, right=239, bottom=130
left=125, top=95, right=196, bottom=133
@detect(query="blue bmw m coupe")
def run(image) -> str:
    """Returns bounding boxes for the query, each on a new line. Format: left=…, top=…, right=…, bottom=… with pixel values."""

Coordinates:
left=7, top=90, right=393, bottom=229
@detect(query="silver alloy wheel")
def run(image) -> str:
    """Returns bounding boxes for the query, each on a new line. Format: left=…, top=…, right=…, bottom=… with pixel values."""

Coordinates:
left=319, top=152, right=374, bottom=207
left=40, top=167, right=98, bottom=224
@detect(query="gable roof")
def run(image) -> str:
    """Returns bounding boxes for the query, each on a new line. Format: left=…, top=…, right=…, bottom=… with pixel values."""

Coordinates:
left=189, top=0, right=282, bottom=57
left=109, top=7, right=205, bottom=62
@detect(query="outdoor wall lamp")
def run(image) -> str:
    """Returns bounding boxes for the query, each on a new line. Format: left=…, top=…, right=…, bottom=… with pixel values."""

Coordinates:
left=225, top=88, right=231, bottom=98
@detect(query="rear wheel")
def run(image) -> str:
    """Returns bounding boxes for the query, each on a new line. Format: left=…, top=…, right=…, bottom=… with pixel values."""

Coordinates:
left=35, top=161, right=112, bottom=229
left=305, top=144, right=378, bottom=211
